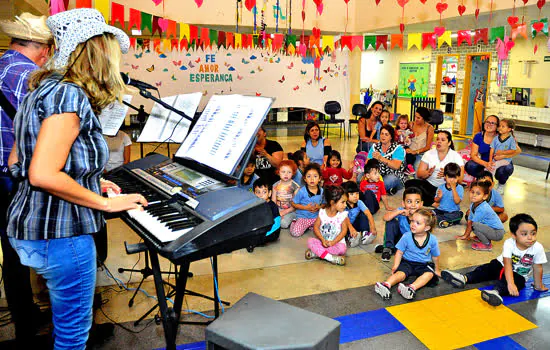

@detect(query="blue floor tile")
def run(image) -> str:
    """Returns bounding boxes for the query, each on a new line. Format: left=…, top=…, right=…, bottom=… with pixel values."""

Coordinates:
left=479, top=274, right=550, bottom=306
left=474, top=336, right=526, bottom=350
left=335, top=308, right=406, bottom=344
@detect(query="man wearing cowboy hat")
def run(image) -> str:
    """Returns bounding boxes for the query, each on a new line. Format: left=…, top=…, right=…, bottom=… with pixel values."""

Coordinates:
left=0, top=12, right=53, bottom=346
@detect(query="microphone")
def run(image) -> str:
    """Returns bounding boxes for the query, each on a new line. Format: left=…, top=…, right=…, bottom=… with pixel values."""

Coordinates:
left=120, top=72, right=158, bottom=91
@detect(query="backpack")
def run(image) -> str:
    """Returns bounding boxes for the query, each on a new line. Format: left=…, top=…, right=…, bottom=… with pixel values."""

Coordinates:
left=353, top=152, right=369, bottom=175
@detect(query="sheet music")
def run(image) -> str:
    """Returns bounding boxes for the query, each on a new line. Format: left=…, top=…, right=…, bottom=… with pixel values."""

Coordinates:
left=175, top=94, right=273, bottom=175
left=137, top=92, right=202, bottom=143
left=99, top=95, right=132, bottom=136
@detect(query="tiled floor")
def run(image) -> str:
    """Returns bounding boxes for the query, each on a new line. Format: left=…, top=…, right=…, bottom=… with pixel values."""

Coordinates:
left=1, top=126, right=549, bottom=349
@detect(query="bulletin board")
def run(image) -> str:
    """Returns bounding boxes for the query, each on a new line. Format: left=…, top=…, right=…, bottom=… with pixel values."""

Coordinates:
left=398, top=62, right=430, bottom=99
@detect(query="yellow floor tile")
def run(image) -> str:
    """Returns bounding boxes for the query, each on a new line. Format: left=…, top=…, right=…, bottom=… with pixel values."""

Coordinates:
left=387, top=289, right=537, bottom=349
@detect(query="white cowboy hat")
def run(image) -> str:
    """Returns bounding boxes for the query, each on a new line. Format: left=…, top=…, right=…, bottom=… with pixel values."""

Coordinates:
left=47, top=8, right=129, bottom=69
left=0, top=13, right=53, bottom=44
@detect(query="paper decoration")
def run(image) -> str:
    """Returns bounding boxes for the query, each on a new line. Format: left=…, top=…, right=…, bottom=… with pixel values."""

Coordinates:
left=364, top=35, right=376, bottom=49
left=351, top=36, right=364, bottom=51
left=341, top=36, right=352, bottom=50
left=95, top=0, right=110, bottom=21
left=422, top=32, right=436, bottom=49
left=407, top=33, right=421, bottom=50
left=111, top=2, right=125, bottom=28
left=272, top=33, right=284, bottom=50
left=76, top=0, right=92, bottom=8
left=171, top=39, right=179, bottom=51
left=531, top=18, right=548, bottom=38
left=226, top=32, right=234, bottom=48
left=235, top=33, right=242, bottom=48
left=141, top=12, right=153, bottom=33
left=153, top=39, right=161, bottom=51
left=200, top=27, right=211, bottom=48
left=152, top=16, right=162, bottom=35
left=323, top=35, right=335, bottom=51
left=457, top=30, right=471, bottom=46
left=129, top=8, right=141, bottom=29
left=391, top=34, right=404, bottom=49
left=511, top=23, right=528, bottom=40
left=50, top=0, right=66, bottom=15
left=490, top=26, right=505, bottom=43
left=180, top=23, right=190, bottom=40
left=218, top=31, right=226, bottom=48
left=209, top=29, right=218, bottom=47
left=438, top=31, right=452, bottom=48
left=166, top=20, right=177, bottom=39
left=496, top=36, right=514, bottom=60
left=474, top=28, right=489, bottom=45
left=376, top=35, right=388, bottom=50
left=130, top=38, right=136, bottom=49
left=162, top=39, right=171, bottom=52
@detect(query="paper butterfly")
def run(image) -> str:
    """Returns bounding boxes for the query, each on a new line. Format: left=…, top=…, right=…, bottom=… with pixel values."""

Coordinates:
left=188, top=61, right=195, bottom=68
left=278, top=75, right=285, bottom=83
left=256, top=92, right=262, bottom=96
left=202, top=90, right=208, bottom=96
left=155, top=81, right=162, bottom=87
left=134, top=52, right=143, bottom=59
left=287, top=62, right=294, bottom=69
left=195, top=57, right=201, bottom=63
left=173, top=60, right=182, bottom=66
left=146, top=65, right=155, bottom=72
left=293, top=85, right=300, bottom=91
left=237, top=75, right=243, bottom=80
left=258, top=66, right=263, bottom=72
left=171, top=74, right=177, bottom=81
left=320, top=86, right=327, bottom=92
left=242, top=58, right=250, bottom=64
left=323, top=67, right=332, bottom=73
left=300, top=70, right=307, bottom=75
left=131, top=64, right=139, bottom=70
left=307, top=79, right=312, bottom=85
left=224, top=62, right=231, bottom=67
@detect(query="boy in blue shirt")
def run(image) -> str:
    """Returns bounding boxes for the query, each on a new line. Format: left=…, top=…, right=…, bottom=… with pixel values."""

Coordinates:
left=375, top=209, right=440, bottom=300
left=253, top=178, right=281, bottom=243
left=342, top=181, right=377, bottom=247
left=432, top=162, right=464, bottom=228
left=466, top=171, right=507, bottom=223
left=375, top=187, right=424, bottom=262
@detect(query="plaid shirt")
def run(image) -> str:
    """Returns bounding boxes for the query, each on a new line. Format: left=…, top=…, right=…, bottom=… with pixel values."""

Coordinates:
left=0, top=50, right=38, bottom=172
left=8, top=76, right=109, bottom=240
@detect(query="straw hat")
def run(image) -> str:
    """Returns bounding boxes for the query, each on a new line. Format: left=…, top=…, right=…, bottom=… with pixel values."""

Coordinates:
left=0, top=13, right=53, bottom=44
left=47, top=8, right=129, bottom=69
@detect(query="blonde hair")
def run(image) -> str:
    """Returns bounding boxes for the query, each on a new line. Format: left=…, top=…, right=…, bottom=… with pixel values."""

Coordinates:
left=29, top=33, right=126, bottom=115
left=414, top=208, right=437, bottom=233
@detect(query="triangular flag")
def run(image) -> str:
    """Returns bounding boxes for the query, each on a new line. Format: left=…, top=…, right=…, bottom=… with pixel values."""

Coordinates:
left=511, top=23, right=528, bottom=40
left=364, top=35, right=376, bottom=50
left=341, top=36, right=353, bottom=50
left=130, top=37, right=136, bottom=49
left=376, top=35, right=388, bottom=50
left=152, top=16, right=161, bottom=35
left=422, top=32, right=436, bottom=49
left=171, top=39, right=179, bottom=51
left=180, top=37, right=189, bottom=50
left=531, top=18, right=549, bottom=38
left=209, top=29, right=218, bottom=47
left=489, top=26, right=505, bottom=44
left=218, top=31, right=226, bottom=48
left=142, top=39, right=150, bottom=51
left=166, top=20, right=177, bottom=39
left=407, top=33, right=421, bottom=50
left=226, top=32, right=234, bottom=48
left=129, top=8, right=141, bottom=29
left=50, top=0, right=66, bottom=15
left=189, top=25, right=199, bottom=44
left=391, top=34, right=403, bottom=49
left=351, top=36, right=364, bottom=51
left=200, top=27, right=211, bottom=48
left=457, top=30, right=471, bottom=46
left=141, top=12, right=152, bottom=33
left=162, top=39, right=171, bottom=52
left=94, top=0, right=109, bottom=21
left=272, top=33, right=284, bottom=51
left=180, top=23, right=190, bottom=41
left=111, top=3, right=125, bottom=28
left=76, top=0, right=92, bottom=8
left=153, top=39, right=161, bottom=51
left=322, top=35, right=334, bottom=51
left=474, top=28, right=489, bottom=45
left=438, top=31, right=452, bottom=48
left=235, top=33, right=242, bottom=48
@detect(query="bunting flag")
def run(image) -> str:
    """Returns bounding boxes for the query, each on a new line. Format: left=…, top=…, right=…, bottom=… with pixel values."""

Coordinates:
left=341, top=36, right=353, bottom=50
left=422, top=32, right=436, bottom=49
left=129, top=37, right=136, bottom=49
left=235, top=33, right=242, bottom=48
left=272, top=33, right=284, bottom=50
left=152, top=16, right=162, bottom=35
left=111, top=2, right=124, bottom=28
left=457, top=30, right=471, bottom=46
left=189, top=25, right=199, bottom=44
left=531, top=18, right=548, bottom=38
left=76, top=0, right=92, bottom=8
left=129, top=8, right=141, bottom=29
left=322, top=35, right=334, bottom=51
left=376, top=35, right=388, bottom=50
left=490, top=26, right=505, bottom=43
left=391, top=34, right=403, bottom=49
left=180, top=23, right=190, bottom=41
left=309, top=34, right=321, bottom=48
left=50, top=0, right=66, bottom=15
left=142, top=39, right=150, bottom=51
left=153, top=39, right=161, bottom=51
left=226, top=32, right=234, bottom=48
left=218, top=31, right=226, bottom=48
left=162, top=39, right=171, bottom=52
left=364, top=35, right=376, bottom=50
left=407, top=33, right=421, bottom=50
left=94, top=0, right=110, bottom=21
left=351, top=36, right=364, bottom=51
left=171, top=39, right=179, bottom=51
left=438, top=31, right=452, bottom=47
left=141, top=12, right=152, bottom=33
left=209, top=29, right=218, bottom=47
left=474, top=28, right=489, bottom=44
left=180, top=37, right=189, bottom=50
left=166, top=20, right=177, bottom=39
left=511, top=23, right=528, bottom=40
left=200, top=27, right=211, bottom=48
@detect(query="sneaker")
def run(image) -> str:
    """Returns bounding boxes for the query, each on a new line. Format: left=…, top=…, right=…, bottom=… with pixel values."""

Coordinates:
left=397, top=283, right=416, bottom=300
left=381, top=248, right=392, bottom=262
left=441, top=270, right=466, bottom=288
left=481, top=289, right=503, bottom=306
left=305, top=249, right=317, bottom=260
left=388, top=187, right=397, bottom=196
left=406, top=164, right=416, bottom=175
left=375, top=282, right=392, bottom=300
left=361, top=231, right=376, bottom=245
left=347, top=233, right=361, bottom=248
left=472, top=242, right=493, bottom=251
left=325, top=255, right=346, bottom=265
left=374, top=244, right=385, bottom=253
left=438, top=220, right=452, bottom=228
left=497, top=183, right=505, bottom=195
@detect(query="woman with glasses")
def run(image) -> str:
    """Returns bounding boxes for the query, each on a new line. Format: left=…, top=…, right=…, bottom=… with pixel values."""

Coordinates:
left=465, top=115, right=520, bottom=179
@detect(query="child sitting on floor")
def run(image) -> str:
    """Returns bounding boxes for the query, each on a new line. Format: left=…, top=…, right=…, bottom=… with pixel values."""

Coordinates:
left=375, top=209, right=441, bottom=300
left=359, top=159, right=394, bottom=214
left=456, top=180, right=505, bottom=251
left=466, top=171, right=508, bottom=223
left=290, top=163, right=324, bottom=237
left=442, top=213, right=547, bottom=306
left=238, top=156, right=259, bottom=192
left=253, top=178, right=281, bottom=243
left=342, top=181, right=377, bottom=248
left=432, top=162, right=464, bottom=228
left=272, top=160, right=300, bottom=229
left=322, top=150, right=353, bottom=186
left=289, top=150, right=309, bottom=186
left=305, top=185, right=349, bottom=266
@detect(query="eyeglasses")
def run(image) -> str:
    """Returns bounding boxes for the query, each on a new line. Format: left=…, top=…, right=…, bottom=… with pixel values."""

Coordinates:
left=485, top=121, right=498, bottom=125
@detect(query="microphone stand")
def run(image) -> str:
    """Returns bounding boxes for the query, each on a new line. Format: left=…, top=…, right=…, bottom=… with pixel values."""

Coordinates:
left=123, top=101, right=149, bottom=159
left=138, top=89, right=194, bottom=159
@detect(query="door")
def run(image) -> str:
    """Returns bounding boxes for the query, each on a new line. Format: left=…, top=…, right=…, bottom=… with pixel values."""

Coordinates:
left=461, top=54, right=490, bottom=135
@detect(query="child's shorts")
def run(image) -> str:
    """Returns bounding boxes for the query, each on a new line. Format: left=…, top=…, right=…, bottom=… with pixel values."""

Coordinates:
left=396, top=259, right=437, bottom=283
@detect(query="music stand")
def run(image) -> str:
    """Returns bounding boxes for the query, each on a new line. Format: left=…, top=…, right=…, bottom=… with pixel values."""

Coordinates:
left=123, top=102, right=149, bottom=159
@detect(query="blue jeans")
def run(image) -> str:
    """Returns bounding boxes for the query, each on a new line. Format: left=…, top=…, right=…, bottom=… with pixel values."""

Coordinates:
left=10, top=235, right=97, bottom=350
left=382, top=174, right=404, bottom=194
left=495, top=162, right=514, bottom=185
left=465, top=160, right=485, bottom=179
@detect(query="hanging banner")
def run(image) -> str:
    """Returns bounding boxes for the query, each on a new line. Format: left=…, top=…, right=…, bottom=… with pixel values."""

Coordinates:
left=407, top=33, right=421, bottom=50
left=364, top=35, right=376, bottom=50
left=438, top=31, right=452, bottom=48
left=490, top=26, right=505, bottom=43
left=531, top=18, right=549, bottom=38
left=475, top=28, right=489, bottom=45
left=376, top=35, right=388, bottom=50
left=391, top=34, right=404, bottom=49
left=398, top=62, right=430, bottom=98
